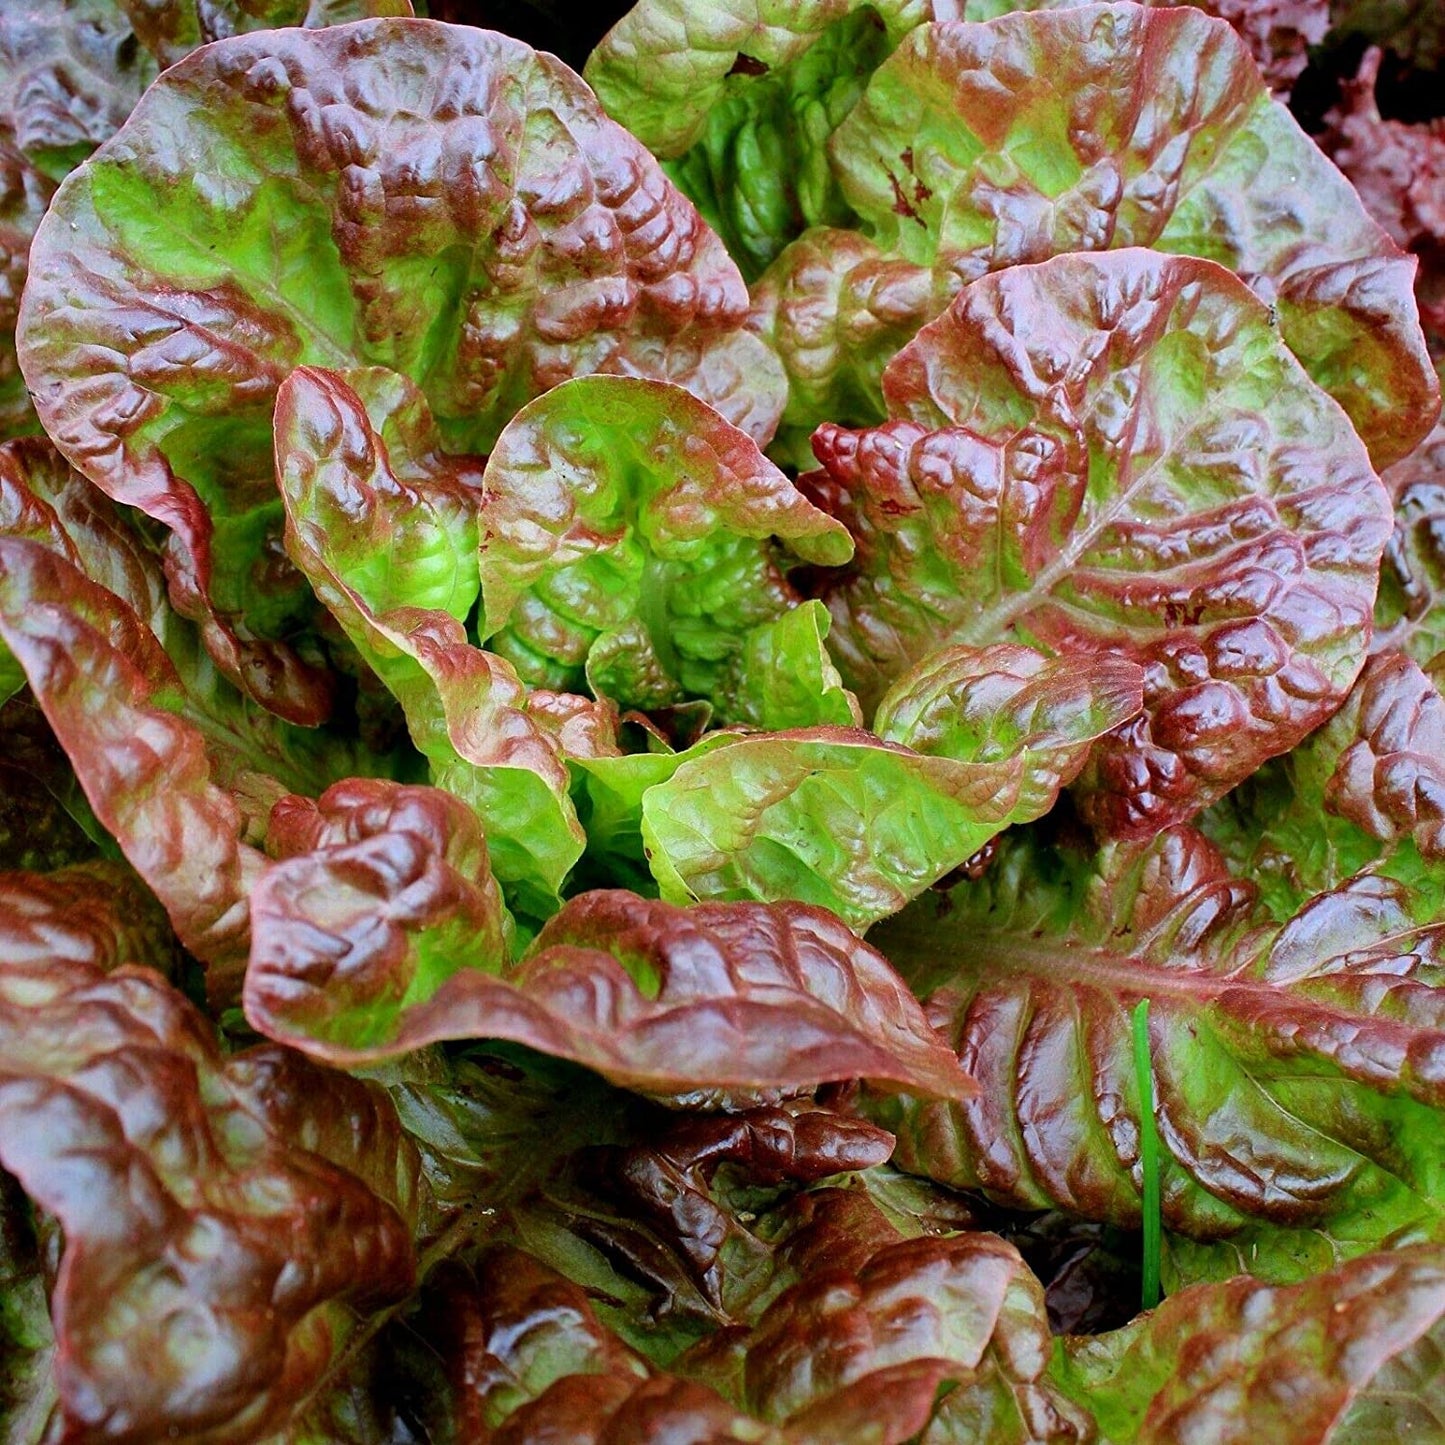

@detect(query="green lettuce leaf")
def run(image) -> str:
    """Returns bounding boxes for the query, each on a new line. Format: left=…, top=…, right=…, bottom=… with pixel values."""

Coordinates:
left=477, top=374, right=851, bottom=718
left=17, top=17, right=783, bottom=722
left=641, top=641, right=1141, bottom=927
left=807, top=248, right=1391, bottom=835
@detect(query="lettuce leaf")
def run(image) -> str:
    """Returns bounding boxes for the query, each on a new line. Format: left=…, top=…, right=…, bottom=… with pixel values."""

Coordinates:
left=869, top=825, right=1445, bottom=1281
left=761, top=1, right=1438, bottom=465
left=0, top=926, right=424, bottom=1442
left=477, top=374, right=852, bottom=715
left=245, top=787, right=973, bottom=1099
left=275, top=364, right=586, bottom=923
left=640, top=648, right=1141, bottom=927
left=17, top=18, right=783, bottom=722
left=807, top=248, right=1391, bottom=835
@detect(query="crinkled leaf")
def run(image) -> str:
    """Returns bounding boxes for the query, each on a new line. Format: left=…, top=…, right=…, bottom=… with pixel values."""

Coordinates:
left=17, top=18, right=783, bottom=722
left=247, top=815, right=973, bottom=1096
left=477, top=375, right=850, bottom=717
left=119, top=0, right=415, bottom=68
left=640, top=656, right=1141, bottom=928
left=1202, top=650, right=1445, bottom=918
left=437, top=1219, right=1090, bottom=1444
left=764, top=2, right=1438, bottom=463
left=965, top=0, right=1330, bottom=97
left=0, top=861, right=176, bottom=978
left=0, top=952, right=423, bottom=1444
left=748, top=227, right=939, bottom=463
left=807, top=248, right=1391, bottom=834
left=0, top=0, right=413, bottom=443
left=869, top=824, right=1445, bottom=1279
left=275, top=364, right=585, bottom=922
left=435, top=1246, right=787, bottom=1443
left=1053, top=1243, right=1445, bottom=1443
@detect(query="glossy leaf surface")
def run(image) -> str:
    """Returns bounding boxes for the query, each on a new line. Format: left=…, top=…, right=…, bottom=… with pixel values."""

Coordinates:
left=808, top=249, right=1391, bottom=834
left=18, top=18, right=782, bottom=721
left=1054, top=1243, right=1445, bottom=1442
left=477, top=375, right=851, bottom=715
left=275, top=364, right=585, bottom=923
left=824, top=2, right=1437, bottom=465
left=641, top=643, right=1140, bottom=926
left=248, top=816, right=973, bottom=1098
left=870, top=825, right=1445, bottom=1277
left=0, top=951, right=423, bottom=1443
left=1203, top=649, right=1445, bottom=918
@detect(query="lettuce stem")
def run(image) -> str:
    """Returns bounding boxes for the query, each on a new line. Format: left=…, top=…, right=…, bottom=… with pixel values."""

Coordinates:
left=1132, top=996, right=1162, bottom=1310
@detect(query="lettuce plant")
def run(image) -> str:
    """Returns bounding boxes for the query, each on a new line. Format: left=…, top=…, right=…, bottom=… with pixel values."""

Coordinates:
left=3, top=1, right=1445, bottom=1440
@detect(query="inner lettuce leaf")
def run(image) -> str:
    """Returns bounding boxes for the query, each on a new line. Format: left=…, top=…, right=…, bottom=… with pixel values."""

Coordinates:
left=16, top=18, right=785, bottom=724
left=866, top=823, right=1445, bottom=1284
left=760, top=1, right=1438, bottom=466
left=584, top=0, right=955, bottom=160
left=476, top=374, right=852, bottom=716
left=274, top=364, right=586, bottom=925
left=0, top=916, right=425, bottom=1444
left=640, top=645, right=1142, bottom=929
left=804, top=248, right=1392, bottom=836
left=244, top=781, right=973, bottom=1101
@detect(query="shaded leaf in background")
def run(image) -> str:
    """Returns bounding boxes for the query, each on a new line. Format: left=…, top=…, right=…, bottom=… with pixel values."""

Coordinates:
left=477, top=374, right=852, bottom=717
left=17, top=17, right=783, bottom=723
left=0, top=946, right=423, bottom=1443
left=869, top=824, right=1445, bottom=1282
left=806, top=249, right=1391, bottom=836
left=275, top=364, right=586, bottom=924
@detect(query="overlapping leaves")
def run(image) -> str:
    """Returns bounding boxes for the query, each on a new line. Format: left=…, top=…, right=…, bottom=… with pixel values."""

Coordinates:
left=804, top=249, right=1393, bottom=834
left=869, top=823, right=1445, bottom=1282
left=4, top=4, right=1445, bottom=1442
left=17, top=18, right=783, bottom=722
